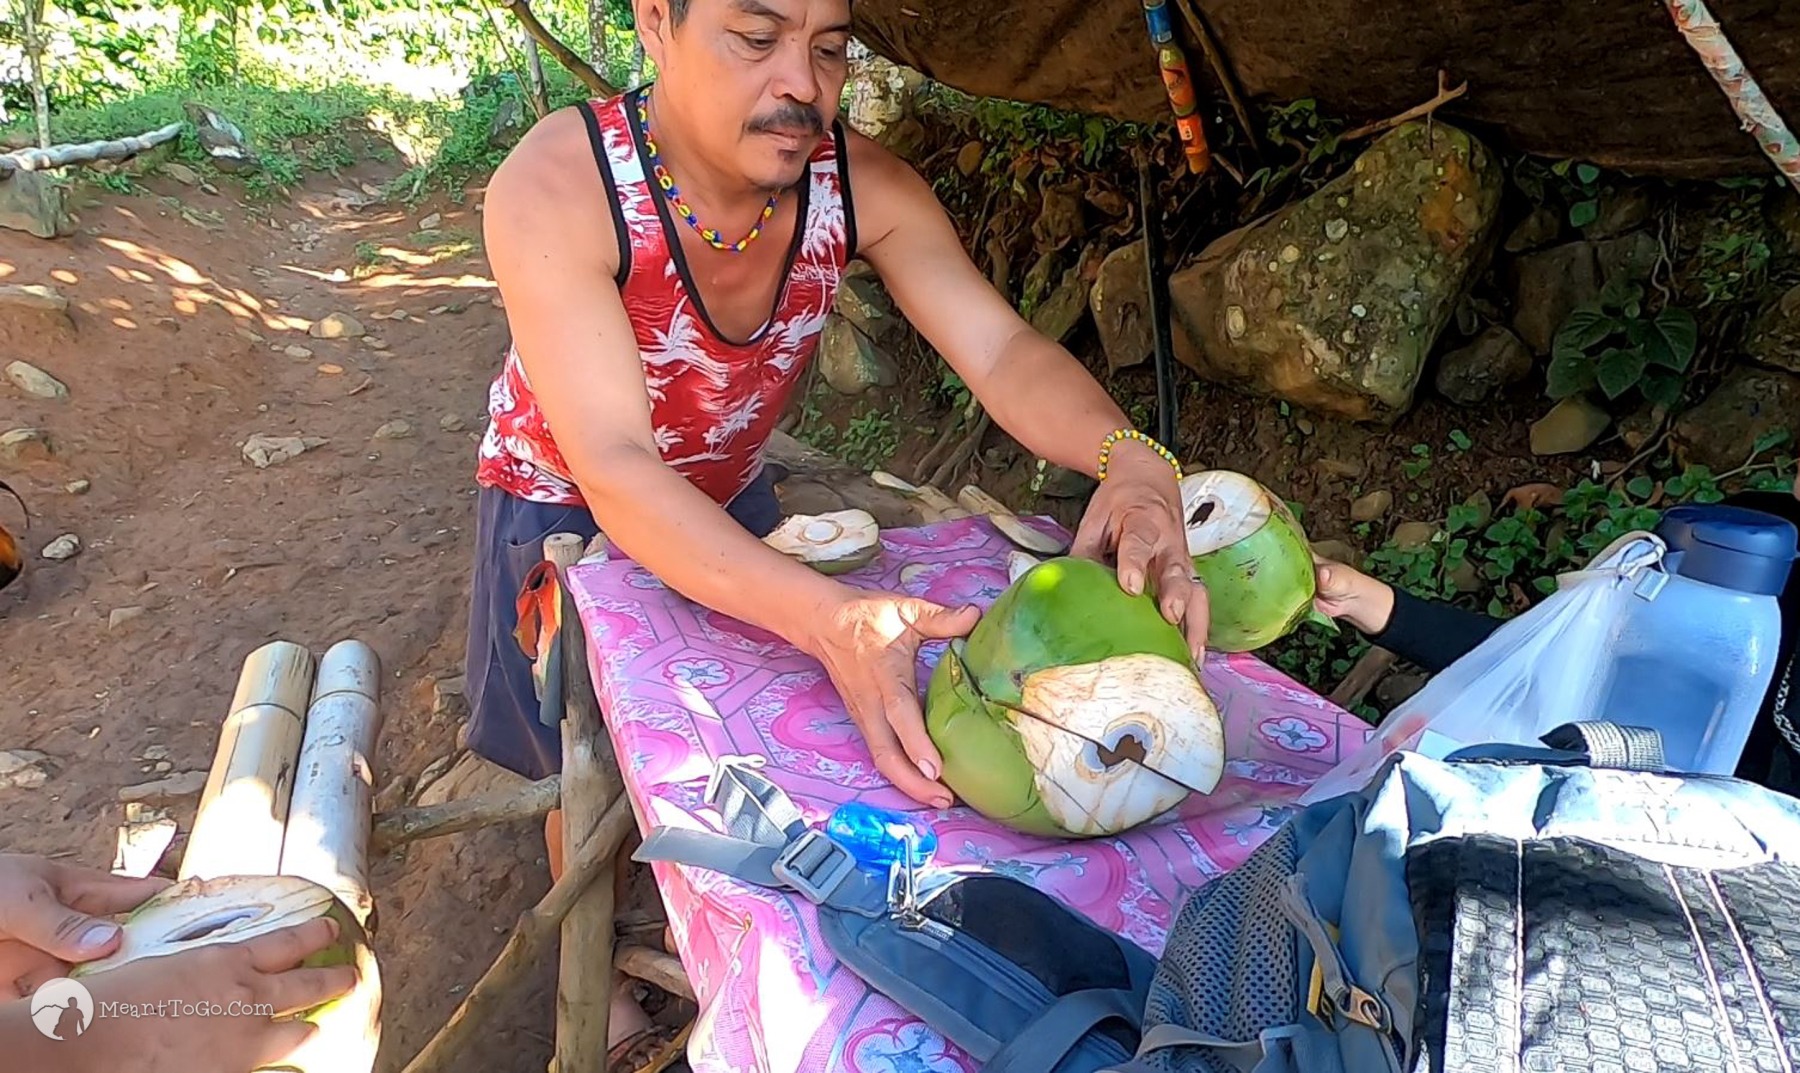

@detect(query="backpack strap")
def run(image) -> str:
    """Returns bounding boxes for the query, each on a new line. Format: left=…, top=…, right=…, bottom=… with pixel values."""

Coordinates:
left=1539, top=721, right=1666, bottom=771
left=983, top=987, right=1148, bottom=1073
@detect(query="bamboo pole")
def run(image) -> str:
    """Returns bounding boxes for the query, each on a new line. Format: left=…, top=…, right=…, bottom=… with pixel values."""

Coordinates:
left=0, top=121, right=185, bottom=177
left=1661, top=0, right=1800, bottom=193
left=547, top=531, right=622, bottom=1073
left=371, top=773, right=562, bottom=854
left=180, top=641, right=315, bottom=881
left=280, top=639, right=384, bottom=929
left=399, top=793, right=634, bottom=1073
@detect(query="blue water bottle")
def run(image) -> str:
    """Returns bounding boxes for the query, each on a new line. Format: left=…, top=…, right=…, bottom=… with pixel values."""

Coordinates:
left=826, top=801, right=938, bottom=873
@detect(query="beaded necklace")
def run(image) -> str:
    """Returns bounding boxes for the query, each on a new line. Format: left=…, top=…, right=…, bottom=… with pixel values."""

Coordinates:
left=636, top=92, right=782, bottom=254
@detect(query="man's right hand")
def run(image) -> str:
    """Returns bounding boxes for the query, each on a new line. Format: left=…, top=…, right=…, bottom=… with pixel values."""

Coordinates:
left=801, top=590, right=982, bottom=809
left=66, top=917, right=358, bottom=1073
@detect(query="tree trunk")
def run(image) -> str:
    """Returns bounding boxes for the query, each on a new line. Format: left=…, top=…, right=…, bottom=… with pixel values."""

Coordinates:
left=20, top=0, right=50, bottom=150
left=587, top=0, right=608, bottom=69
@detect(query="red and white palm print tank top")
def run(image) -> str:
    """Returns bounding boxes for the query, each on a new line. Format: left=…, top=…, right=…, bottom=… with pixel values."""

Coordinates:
left=477, top=86, right=855, bottom=507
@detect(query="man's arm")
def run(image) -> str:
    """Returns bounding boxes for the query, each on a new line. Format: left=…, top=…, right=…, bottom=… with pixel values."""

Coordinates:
left=845, top=131, right=1168, bottom=480
left=483, top=108, right=848, bottom=647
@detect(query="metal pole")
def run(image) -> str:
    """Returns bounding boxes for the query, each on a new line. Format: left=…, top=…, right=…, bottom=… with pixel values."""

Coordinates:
left=1138, top=151, right=1180, bottom=455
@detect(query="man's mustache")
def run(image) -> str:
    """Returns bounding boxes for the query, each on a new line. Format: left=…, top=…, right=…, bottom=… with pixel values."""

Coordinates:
left=747, top=103, right=823, bottom=137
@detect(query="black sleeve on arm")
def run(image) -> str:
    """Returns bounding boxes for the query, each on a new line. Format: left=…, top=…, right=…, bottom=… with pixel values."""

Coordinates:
left=1366, top=586, right=1506, bottom=674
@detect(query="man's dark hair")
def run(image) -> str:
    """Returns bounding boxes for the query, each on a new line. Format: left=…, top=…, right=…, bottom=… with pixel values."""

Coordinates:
left=669, top=0, right=690, bottom=23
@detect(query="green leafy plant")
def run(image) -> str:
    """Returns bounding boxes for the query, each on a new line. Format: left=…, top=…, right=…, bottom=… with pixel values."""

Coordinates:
left=1547, top=276, right=1697, bottom=407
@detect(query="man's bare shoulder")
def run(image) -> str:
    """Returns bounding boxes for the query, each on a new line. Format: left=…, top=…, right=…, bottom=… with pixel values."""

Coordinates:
left=484, top=104, right=620, bottom=274
left=838, top=124, right=956, bottom=253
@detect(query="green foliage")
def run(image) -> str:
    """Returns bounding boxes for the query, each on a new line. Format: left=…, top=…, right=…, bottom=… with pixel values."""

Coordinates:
left=1513, top=156, right=1614, bottom=229
left=1683, top=181, right=1777, bottom=309
left=919, top=84, right=1144, bottom=162
left=1546, top=275, right=1697, bottom=408
left=1244, top=97, right=1347, bottom=202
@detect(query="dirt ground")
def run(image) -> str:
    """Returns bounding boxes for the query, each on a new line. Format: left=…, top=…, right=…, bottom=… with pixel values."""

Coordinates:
left=0, top=155, right=591, bottom=1072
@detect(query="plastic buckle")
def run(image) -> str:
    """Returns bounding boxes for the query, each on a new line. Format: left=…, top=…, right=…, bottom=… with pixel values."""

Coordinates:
left=770, top=828, right=858, bottom=906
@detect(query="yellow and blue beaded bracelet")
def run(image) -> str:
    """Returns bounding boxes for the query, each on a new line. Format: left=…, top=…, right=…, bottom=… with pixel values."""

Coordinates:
left=1097, top=428, right=1182, bottom=481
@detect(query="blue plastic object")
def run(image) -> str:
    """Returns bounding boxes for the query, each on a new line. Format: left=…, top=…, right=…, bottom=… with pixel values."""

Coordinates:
left=826, top=802, right=938, bottom=872
left=1654, top=503, right=1798, bottom=597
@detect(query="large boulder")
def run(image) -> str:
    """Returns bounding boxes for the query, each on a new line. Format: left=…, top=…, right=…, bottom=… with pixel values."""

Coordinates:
left=1090, top=240, right=1153, bottom=372
left=1165, top=121, right=1504, bottom=423
left=1673, top=367, right=1800, bottom=470
left=1745, top=282, right=1800, bottom=375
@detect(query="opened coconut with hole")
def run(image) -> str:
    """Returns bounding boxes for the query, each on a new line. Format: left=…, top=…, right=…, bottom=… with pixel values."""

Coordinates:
left=1181, top=469, right=1336, bottom=653
left=764, top=509, right=883, bottom=574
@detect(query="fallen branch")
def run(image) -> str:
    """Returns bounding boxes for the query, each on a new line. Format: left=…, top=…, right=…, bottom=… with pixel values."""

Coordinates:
left=371, top=774, right=562, bottom=854
left=0, top=121, right=185, bottom=177
left=1329, top=647, right=1396, bottom=711
left=1170, top=0, right=1262, bottom=158
left=1340, top=70, right=1468, bottom=142
left=614, top=944, right=695, bottom=1001
left=500, top=0, right=616, bottom=99
left=398, top=792, right=633, bottom=1073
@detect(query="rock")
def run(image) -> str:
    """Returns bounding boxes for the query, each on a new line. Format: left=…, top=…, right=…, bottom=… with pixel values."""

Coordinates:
left=1503, top=206, right=1563, bottom=253
left=1392, top=521, right=1439, bottom=550
left=364, top=337, right=388, bottom=350
left=242, top=433, right=328, bottom=468
left=818, top=316, right=898, bottom=395
left=283, top=344, right=314, bottom=360
left=41, top=534, right=80, bottom=561
left=374, top=419, right=415, bottom=440
left=1434, top=325, right=1534, bottom=405
left=1029, top=261, right=1092, bottom=343
left=432, top=675, right=467, bottom=717
left=117, top=770, right=208, bottom=804
left=1768, top=189, right=1800, bottom=257
left=64, top=478, right=88, bottom=495
left=1745, top=282, right=1800, bottom=374
left=309, top=312, right=364, bottom=340
left=109, top=606, right=146, bottom=630
left=0, top=427, right=51, bottom=462
left=1090, top=240, right=1152, bottom=372
left=141, top=745, right=171, bottom=762
left=1315, top=457, right=1366, bottom=481
left=0, top=750, right=53, bottom=790
left=1581, top=185, right=1656, bottom=239
left=0, top=282, right=69, bottom=320
left=1038, top=464, right=1097, bottom=500
left=1166, top=122, right=1504, bottom=423
left=1530, top=396, right=1612, bottom=456
left=1032, top=176, right=1086, bottom=253
left=1618, top=403, right=1666, bottom=451
left=163, top=161, right=201, bottom=186
left=1449, top=560, right=1483, bottom=594
left=955, top=140, right=985, bottom=176
left=153, top=760, right=173, bottom=774
left=1376, top=671, right=1429, bottom=709
left=440, top=413, right=467, bottom=433
left=774, top=478, right=850, bottom=517
left=317, top=363, right=344, bottom=376
left=1351, top=490, right=1393, bottom=523
left=419, top=212, right=442, bottom=231
left=6, top=360, right=68, bottom=399
left=1673, top=366, right=1800, bottom=470
left=1510, top=241, right=1601, bottom=354
left=1592, top=231, right=1660, bottom=285
left=1462, top=490, right=1495, bottom=531
left=0, top=169, right=72, bottom=238
left=835, top=273, right=899, bottom=342
left=1311, top=539, right=1360, bottom=566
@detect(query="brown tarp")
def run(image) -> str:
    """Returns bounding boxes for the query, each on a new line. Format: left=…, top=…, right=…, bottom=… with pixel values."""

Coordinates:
left=850, top=0, right=1800, bottom=178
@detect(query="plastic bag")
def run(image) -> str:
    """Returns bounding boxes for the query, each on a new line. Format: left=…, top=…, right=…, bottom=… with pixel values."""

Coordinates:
left=1297, top=531, right=1669, bottom=805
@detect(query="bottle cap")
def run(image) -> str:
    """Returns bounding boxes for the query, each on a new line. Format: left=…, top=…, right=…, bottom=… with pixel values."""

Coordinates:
left=1654, top=504, right=1798, bottom=596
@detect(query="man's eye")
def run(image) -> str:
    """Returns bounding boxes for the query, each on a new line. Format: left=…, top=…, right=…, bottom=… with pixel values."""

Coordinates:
left=738, top=33, right=776, bottom=49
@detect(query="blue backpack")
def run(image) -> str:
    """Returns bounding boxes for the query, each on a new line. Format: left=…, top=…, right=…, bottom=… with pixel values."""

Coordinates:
left=635, top=722, right=1800, bottom=1072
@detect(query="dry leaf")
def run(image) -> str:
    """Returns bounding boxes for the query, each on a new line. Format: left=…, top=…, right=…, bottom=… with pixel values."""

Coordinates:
left=1501, top=482, right=1564, bottom=512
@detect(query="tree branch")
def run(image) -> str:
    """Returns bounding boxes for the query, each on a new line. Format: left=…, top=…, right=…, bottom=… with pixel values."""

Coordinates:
left=501, top=0, right=618, bottom=99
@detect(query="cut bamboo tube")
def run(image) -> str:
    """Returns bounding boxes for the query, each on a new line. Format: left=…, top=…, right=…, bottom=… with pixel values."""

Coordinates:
left=548, top=532, right=621, bottom=1073
left=180, top=640, right=314, bottom=881
left=280, top=639, right=384, bottom=928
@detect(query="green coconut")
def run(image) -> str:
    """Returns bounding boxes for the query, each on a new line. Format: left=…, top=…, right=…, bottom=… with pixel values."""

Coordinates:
left=924, top=555, right=1226, bottom=839
left=1181, top=469, right=1337, bottom=653
left=763, top=509, right=882, bottom=575
left=71, top=873, right=381, bottom=1073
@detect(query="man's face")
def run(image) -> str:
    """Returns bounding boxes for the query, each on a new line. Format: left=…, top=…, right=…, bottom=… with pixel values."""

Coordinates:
left=641, top=0, right=852, bottom=192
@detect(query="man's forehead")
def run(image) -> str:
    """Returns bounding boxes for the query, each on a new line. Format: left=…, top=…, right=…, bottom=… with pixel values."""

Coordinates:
left=715, top=0, right=852, bottom=30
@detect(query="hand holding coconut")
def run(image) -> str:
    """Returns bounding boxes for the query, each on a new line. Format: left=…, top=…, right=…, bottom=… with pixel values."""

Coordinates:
left=0, top=853, right=167, bottom=997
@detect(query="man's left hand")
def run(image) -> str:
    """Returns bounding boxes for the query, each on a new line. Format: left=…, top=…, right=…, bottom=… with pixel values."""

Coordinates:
left=1069, top=443, right=1208, bottom=660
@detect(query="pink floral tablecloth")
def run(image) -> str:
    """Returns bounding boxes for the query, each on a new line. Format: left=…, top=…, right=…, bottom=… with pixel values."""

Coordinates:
left=566, top=516, right=1373, bottom=1073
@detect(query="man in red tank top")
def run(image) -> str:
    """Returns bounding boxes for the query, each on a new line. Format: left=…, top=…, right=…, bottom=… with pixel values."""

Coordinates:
left=474, top=2, right=1206, bottom=1055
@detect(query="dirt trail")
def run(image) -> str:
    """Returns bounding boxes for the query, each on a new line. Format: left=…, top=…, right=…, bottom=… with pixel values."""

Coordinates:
left=0, top=162, right=572, bottom=1070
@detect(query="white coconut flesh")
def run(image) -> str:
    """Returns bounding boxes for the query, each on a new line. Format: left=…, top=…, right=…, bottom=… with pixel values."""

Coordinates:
left=1006, top=652, right=1225, bottom=837
left=990, top=513, right=1070, bottom=556
left=73, top=874, right=381, bottom=1073
left=1179, top=470, right=1274, bottom=558
left=1005, top=550, right=1042, bottom=584
left=764, top=509, right=881, bottom=566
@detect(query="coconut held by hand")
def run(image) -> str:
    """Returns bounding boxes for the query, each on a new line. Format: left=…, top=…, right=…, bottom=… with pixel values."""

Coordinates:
left=924, top=555, right=1226, bottom=839
left=71, top=873, right=381, bottom=1073
left=1181, top=469, right=1335, bottom=653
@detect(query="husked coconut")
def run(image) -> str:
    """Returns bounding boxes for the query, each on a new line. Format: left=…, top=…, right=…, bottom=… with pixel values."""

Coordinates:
left=1181, top=469, right=1335, bottom=652
left=764, top=509, right=882, bottom=574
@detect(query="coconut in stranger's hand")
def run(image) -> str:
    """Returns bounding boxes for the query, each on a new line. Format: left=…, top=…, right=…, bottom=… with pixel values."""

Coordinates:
left=923, top=470, right=1328, bottom=839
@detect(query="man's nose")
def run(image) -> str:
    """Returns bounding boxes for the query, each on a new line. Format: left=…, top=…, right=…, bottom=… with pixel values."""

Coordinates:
left=768, top=38, right=821, bottom=106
